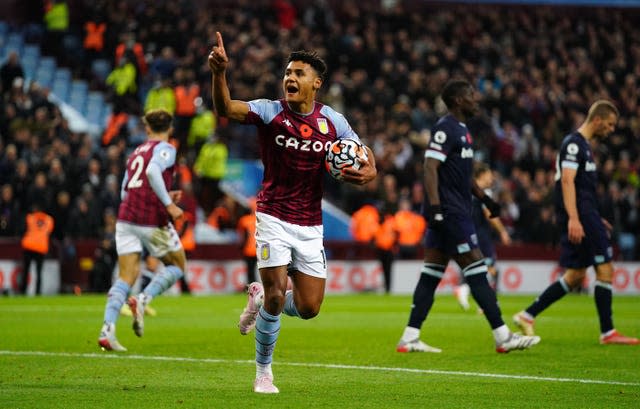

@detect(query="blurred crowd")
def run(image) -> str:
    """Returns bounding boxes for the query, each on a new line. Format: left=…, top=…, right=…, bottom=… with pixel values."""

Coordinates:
left=1, top=0, right=639, bottom=260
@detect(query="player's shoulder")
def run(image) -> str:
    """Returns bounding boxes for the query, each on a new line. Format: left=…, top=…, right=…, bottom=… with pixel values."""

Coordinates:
left=435, top=114, right=464, bottom=131
left=561, top=132, right=587, bottom=154
left=248, top=98, right=284, bottom=122
left=318, top=102, right=346, bottom=122
left=249, top=98, right=282, bottom=108
left=152, top=140, right=176, bottom=155
left=432, top=115, right=462, bottom=144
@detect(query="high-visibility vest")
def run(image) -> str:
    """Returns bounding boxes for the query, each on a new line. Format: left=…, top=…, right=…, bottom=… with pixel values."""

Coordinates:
left=84, top=22, right=106, bottom=51
left=207, top=206, right=231, bottom=229
left=21, top=211, right=54, bottom=254
left=144, top=87, right=176, bottom=114
left=102, top=112, right=128, bottom=146
left=395, top=210, right=426, bottom=246
left=194, top=142, right=228, bottom=179
left=374, top=215, right=397, bottom=251
left=237, top=214, right=257, bottom=257
left=115, top=43, right=147, bottom=74
left=44, top=2, right=69, bottom=31
left=188, top=111, right=217, bottom=147
left=106, top=63, right=137, bottom=95
left=175, top=218, right=195, bottom=252
left=177, top=163, right=193, bottom=185
left=174, top=84, right=200, bottom=116
left=350, top=204, right=379, bottom=242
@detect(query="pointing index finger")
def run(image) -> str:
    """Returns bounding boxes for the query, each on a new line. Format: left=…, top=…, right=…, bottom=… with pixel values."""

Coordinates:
left=216, top=31, right=224, bottom=50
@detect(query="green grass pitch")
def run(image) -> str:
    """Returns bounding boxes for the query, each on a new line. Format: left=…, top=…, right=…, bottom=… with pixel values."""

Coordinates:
left=1, top=293, right=638, bottom=408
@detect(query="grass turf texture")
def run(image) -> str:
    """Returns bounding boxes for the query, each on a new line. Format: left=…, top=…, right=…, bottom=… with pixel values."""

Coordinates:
left=1, top=293, right=638, bottom=408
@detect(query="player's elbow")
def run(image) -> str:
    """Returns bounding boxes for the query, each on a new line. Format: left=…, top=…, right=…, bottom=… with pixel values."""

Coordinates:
left=214, top=102, right=228, bottom=117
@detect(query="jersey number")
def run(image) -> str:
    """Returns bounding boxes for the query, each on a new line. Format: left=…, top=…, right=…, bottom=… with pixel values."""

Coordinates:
left=127, top=156, right=145, bottom=189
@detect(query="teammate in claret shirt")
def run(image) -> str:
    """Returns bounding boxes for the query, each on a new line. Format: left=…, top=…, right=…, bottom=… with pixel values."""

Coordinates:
left=98, top=109, right=187, bottom=352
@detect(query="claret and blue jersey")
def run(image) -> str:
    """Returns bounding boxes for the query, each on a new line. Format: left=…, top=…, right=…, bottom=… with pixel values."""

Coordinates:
left=118, top=139, right=176, bottom=227
left=244, top=98, right=360, bottom=226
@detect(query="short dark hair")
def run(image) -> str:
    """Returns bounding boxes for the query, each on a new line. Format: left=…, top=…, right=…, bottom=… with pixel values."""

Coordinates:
left=441, top=79, right=472, bottom=110
left=287, top=50, right=327, bottom=81
left=143, top=109, right=173, bottom=133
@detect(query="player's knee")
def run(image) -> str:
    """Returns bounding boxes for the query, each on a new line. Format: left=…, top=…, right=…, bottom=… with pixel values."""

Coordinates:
left=161, top=250, right=186, bottom=272
left=562, top=270, right=586, bottom=288
left=595, top=263, right=613, bottom=282
left=297, top=304, right=320, bottom=320
left=263, top=290, right=286, bottom=313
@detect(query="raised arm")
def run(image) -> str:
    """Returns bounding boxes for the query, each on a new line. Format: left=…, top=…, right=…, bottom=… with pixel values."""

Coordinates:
left=208, top=31, right=250, bottom=122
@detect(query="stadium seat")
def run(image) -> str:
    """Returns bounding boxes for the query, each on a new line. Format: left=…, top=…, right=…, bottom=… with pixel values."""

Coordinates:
left=6, top=32, right=23, bottom=50
left=54, top=68, right=72, bottom=84
left=87, top=91, right=105, bottom=106
left=22, top=44, right=40, bottom=60
left=86, top=103, right=104, bottom=126
left=91, top=58, right=111, bottom=82
left=85, top=91, right=107, bottom=124
left=70, top=80, right=88, bottom=95
left=38, top=56, right=56, bottom=71
left=51, top=77, right=70, bottom=101
left=34, top=66, right=54, bottom=88
left=68, top=80, right=89, bottom=112
left=21, top=54, right=39, bottom=83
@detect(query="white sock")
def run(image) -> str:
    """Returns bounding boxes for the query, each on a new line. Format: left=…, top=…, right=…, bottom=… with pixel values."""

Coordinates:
left=520, top=311, right=534, bottom=321
left=256, top=363, right=272, bottom=378
left=401, top=326, right=420, bottom=342
left=493, top=325, right=510, bottom=343
left=601, top=329, right=616, bottom=338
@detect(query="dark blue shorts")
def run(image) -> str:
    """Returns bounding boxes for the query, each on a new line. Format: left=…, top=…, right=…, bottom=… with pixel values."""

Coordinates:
left=425, top=213, right=479, bottom=256
left=559, top=212, right=612, bottom=268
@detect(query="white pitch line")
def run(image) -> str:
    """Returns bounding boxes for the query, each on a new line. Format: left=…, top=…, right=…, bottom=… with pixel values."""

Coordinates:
left=1, top=350, right=638, bottom=387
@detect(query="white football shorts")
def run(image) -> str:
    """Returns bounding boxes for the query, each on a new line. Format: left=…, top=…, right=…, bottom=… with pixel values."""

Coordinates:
left=116, top=221, right=182, bottom=258
left=255, top=211, right=326, bottom=279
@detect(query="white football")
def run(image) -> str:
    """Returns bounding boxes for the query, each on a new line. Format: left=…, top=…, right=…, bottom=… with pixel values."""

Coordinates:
left=325, top=139, right=369, bottom=180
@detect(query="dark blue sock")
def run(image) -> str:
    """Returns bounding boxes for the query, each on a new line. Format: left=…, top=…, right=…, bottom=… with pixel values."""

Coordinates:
left=526, top=278, right=569, bottom=317
left=466, top=272, right=504, bottom=329
left=594, top=281, right=614, bottom=333
left=407, top=263, right=444, bottom=329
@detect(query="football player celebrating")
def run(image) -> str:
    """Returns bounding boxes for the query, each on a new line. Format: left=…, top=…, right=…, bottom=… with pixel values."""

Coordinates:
left=209, top=32, right=376, bottom=393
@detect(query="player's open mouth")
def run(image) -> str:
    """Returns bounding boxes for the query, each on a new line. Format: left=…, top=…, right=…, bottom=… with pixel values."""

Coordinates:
left=286, top=84, right=299, bottom=95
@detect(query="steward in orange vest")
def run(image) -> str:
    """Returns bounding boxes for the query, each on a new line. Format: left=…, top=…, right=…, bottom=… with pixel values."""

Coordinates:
left=237, top=198, right=257, bottom=283
left=84, top=21, right=106, bottom=52
left=350, top=204, right=380, bottom=243
left=20, top=204, right=54, bottom=295
left=394, top=197, right=426, bottom=259
left=374, top=209, right=398, bottom=294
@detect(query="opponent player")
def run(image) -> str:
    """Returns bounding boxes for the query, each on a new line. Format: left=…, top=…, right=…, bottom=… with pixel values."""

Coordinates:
left=98, top=109, right=187, bottom=351
left=209, top=32, right=377, bottom=393
left=513, top=100, right=638, bottom=345
left=396, top=80, right=540, bottom=354
left=454, top=161, right=511, bottom=310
